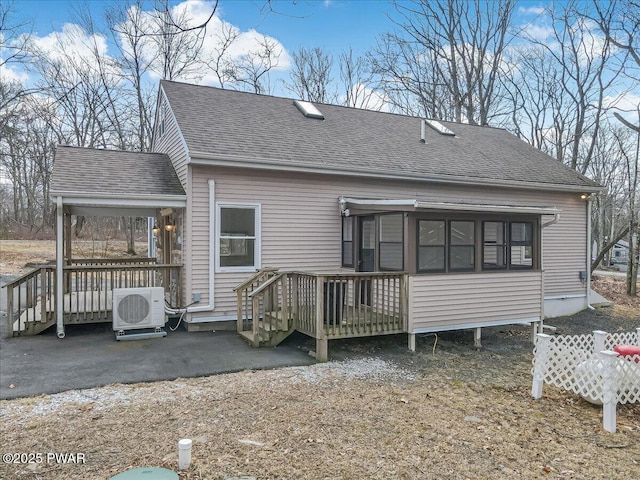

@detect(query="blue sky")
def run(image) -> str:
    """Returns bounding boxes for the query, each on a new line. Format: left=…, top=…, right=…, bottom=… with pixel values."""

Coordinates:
left=16, top=0, right=396, bottom=56
left=7, top=0, right=637, bottom=115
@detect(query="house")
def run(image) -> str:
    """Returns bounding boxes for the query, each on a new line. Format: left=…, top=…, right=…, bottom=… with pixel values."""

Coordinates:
left=611, top=240, right=629, bottom=266
left=9, top=80, right=602, bottom=360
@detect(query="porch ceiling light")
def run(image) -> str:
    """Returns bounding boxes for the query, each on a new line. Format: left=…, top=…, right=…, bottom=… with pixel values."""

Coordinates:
left=580, top=193, right=590, bottom=200
left=165, top=222, right=176, bottom=232
left=152, top=224, right=160, bottom=235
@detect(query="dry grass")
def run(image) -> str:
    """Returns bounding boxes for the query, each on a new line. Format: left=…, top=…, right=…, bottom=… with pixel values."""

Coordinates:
left=592, top=275, right=640, bottom=319
left=0, top=240, right=148, bottom=275
left=1, top=358, right=639, bottom=480
left=1, top=243, right=639, bottom=479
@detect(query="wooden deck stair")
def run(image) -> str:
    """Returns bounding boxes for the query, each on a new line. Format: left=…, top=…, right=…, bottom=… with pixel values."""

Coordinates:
left=238, top=314, right=296, bottom=347
left=235, top=270, right=407, bottom=361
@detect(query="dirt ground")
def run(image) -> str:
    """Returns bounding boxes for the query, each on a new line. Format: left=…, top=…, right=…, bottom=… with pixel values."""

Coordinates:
left=1, top=309, right=638, bottom=480
left=1, top=241, right=638, bottom=479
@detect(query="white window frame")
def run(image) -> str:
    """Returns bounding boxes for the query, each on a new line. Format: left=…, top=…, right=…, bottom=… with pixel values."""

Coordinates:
left=215, top=203, right=261, bottom=273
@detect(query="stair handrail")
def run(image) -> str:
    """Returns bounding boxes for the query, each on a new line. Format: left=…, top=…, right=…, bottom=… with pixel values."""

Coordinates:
left=233, top=267, right=279, bottom=292
left=247, top=272, right=285, bottom=298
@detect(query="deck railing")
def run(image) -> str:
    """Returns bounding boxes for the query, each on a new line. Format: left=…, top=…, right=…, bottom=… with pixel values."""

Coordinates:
left=236, top=271, right=407, bottom=356
left=4, top=266, right=55, bottom=337
left=234, top=267, right=280, bottom=334
left=4, top=262, right=182, bottom=337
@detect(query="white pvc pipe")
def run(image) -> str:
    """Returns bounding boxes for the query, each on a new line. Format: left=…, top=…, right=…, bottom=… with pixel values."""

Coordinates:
left=178, top=438, right=192, bottom=470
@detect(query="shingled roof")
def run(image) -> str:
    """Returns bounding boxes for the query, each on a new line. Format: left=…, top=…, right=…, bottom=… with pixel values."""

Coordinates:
left=160, top=80, right=599, bottom=190
left=51, top=146, right=185, bottom=198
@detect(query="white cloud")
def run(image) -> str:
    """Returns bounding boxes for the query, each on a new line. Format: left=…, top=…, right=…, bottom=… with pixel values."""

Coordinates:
left=0, top=63, right=29, bottom=84
left=604, top=91, right=640, bottom=121
left=32, top=23, right=109, bottom=63
left=136, top=0, right=290, bottom=86
left=520, top=22, right=554, bottom=41
left=518, top=6, right=546, bottom=16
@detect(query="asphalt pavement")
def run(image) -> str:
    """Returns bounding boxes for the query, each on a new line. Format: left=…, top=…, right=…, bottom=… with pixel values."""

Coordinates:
left=0, top=275, right=314, bottom=400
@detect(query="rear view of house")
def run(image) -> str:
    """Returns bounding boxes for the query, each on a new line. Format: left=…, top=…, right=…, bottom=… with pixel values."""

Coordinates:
left=26, top=80, right=601, bottom=360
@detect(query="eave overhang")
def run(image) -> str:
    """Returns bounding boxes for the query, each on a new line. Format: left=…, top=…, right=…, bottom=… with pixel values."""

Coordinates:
left=189, top=151, right=604, bottom=194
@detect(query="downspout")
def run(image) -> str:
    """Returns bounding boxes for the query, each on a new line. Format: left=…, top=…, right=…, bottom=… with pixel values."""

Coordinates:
left=586, top=197, right=594, bottom=310
left=56, top=197, right=65, bottom=338
left=186, top=178, right=216, bottom=314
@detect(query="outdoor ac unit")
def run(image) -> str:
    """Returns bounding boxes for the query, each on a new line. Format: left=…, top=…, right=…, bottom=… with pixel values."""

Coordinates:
left=112, top=287, right=165, bottom=331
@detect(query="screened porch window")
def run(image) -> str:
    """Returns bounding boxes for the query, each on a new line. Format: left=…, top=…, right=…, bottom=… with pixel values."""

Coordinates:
left=342, top=216, right=354, bottom=267
left=379, top=214, right=403, bottom=271
left=482, top=221, right=534, bottom=270
left=418, top=220, right=474, bottom=272
left=449, top=220, right=475, bottom=271
left=483, top=221, right=506, bottom=269
left=217, top=205, right=260, bottom=270
left=418, top=220, right=445, bottom=272
left=510, top=222, right=534, bottom=269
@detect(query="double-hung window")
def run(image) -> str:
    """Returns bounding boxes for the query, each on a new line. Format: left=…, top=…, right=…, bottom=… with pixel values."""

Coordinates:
left=217, top=204, right=260, bottom=271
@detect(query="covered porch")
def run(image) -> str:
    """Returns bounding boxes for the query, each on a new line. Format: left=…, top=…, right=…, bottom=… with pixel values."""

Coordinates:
left=4, top=147, right=187, bottom=338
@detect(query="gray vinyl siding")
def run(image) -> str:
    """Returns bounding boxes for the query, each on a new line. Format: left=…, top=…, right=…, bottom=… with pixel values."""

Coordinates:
left=152, top=90, right=189, bottom=188
left=408, top=272, right=542, bottom=331
left=188, top=165, right=587, bottom=321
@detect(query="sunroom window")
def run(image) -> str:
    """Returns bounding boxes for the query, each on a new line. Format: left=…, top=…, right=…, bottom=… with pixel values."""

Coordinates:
left=483, top=221, right=534, bottom=270
left=342, top=216, right=354, bottom=267
left=418, top=220, right=445, bottom=272
left=379, top=214, right=403, bottom=270
left=218, top=205, right=259, bottom=270
left=449, top=221, right=475, bottom=271
left=510, top=222, right=533, bottom=269
left=483, top=221, right=507, bottom=269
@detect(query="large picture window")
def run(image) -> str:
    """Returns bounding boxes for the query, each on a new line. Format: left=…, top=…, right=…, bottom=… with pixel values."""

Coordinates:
left=379, top=214, right=403, bottom=271
left=217, top=204, right=260, bottom=270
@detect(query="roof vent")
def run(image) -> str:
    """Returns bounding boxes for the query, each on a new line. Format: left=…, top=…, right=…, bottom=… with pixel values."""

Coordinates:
left=425, top=119, right=455, bottom=136
left=294, top=100, right=324, bottom=120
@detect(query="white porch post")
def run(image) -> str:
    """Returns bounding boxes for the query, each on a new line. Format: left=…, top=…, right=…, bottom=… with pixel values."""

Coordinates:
left=56, top=197, right=65, bottom=338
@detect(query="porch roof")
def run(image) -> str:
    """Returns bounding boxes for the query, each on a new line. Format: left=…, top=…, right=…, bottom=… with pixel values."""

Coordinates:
left=339, top=197, right=562, bottom=215
left=51, top=146, right=186, bottom=210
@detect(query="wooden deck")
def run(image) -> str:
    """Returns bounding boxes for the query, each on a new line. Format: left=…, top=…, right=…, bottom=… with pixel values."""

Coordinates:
left=4, top=261, right=182, bottom=337
left=235, top=271, right=407, bottom=360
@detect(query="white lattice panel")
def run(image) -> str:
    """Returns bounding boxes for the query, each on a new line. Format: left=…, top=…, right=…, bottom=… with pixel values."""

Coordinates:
left=532, top=328, right=640, bottom=430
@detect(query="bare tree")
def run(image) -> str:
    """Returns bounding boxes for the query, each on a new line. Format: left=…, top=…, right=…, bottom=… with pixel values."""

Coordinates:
left=285, top=47, right=335, bottom=103
left=371, top=0, right=515, bottom=124
left=231, top=35, right=281, bottom=94
left=147, top=0, right=209, bottom=81
left=589, top=0, right=640, bottom=294
left=339, top=48, right=382, bottom=110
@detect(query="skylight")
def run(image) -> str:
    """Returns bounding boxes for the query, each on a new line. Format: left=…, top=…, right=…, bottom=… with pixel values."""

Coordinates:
left=425, top=119, right=455, bottom=136
left=293, top=100, right=324, bottom=120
